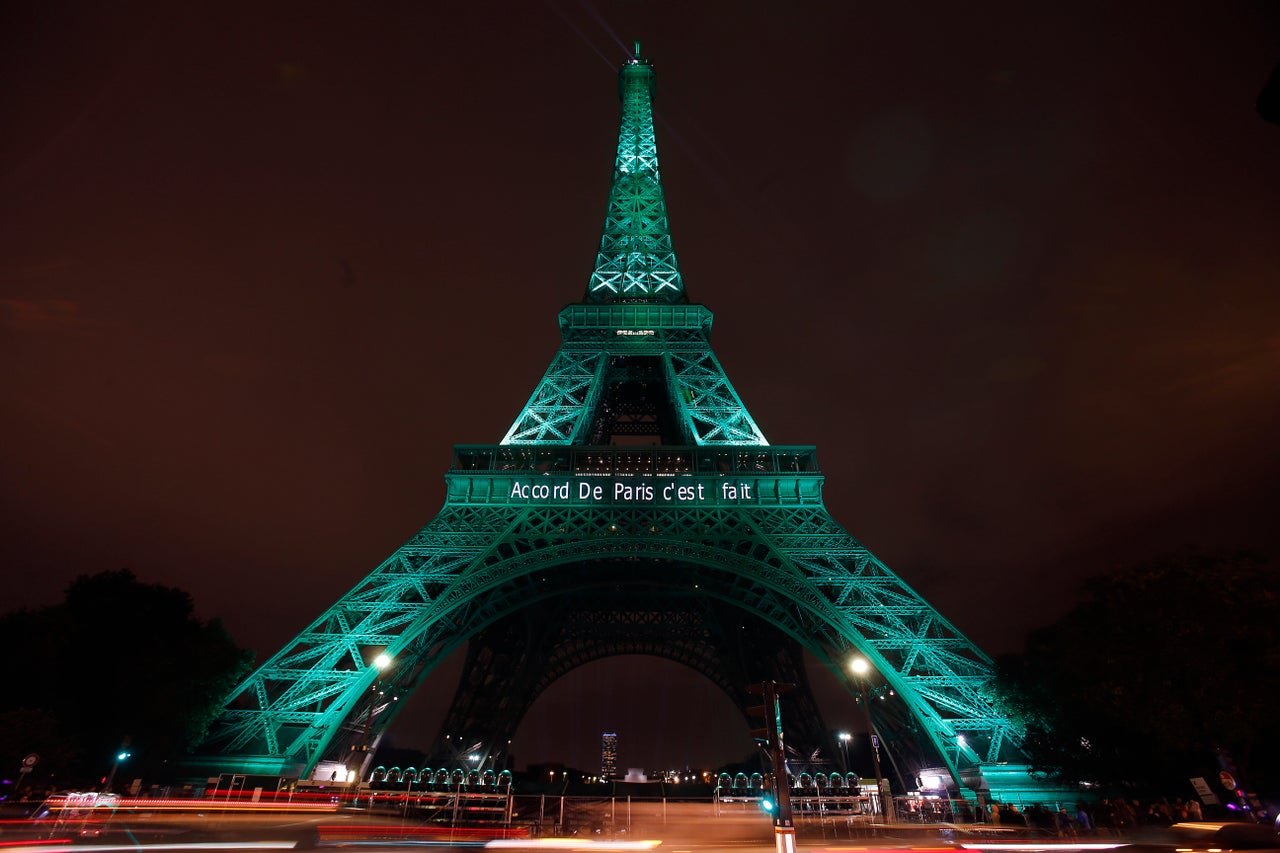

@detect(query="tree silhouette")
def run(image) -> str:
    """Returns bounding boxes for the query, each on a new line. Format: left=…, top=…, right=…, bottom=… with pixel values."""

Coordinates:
left=996, top=551, right=1279, bottom=800
left=0, top=569, right=252, bottom=791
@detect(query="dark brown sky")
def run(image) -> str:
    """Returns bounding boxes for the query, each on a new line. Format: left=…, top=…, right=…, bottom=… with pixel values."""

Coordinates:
left=3, top=2, right=1278, bottom=772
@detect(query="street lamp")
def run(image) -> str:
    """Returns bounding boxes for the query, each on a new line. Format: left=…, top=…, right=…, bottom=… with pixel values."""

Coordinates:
left=103, top=749, right=131, bottom=793
left=838, top=732, right=851, bottom=773
left=350, top=653, right=393, bottom=789
left=849, top=657, right=888, bottom=821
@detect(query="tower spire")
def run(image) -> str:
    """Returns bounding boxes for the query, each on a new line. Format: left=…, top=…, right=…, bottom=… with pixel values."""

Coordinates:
left=585, top=51, right=686, bottom=303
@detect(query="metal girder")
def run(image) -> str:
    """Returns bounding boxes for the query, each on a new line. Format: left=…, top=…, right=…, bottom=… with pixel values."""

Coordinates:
left=501, top=350, right=605, bottom=444
left=502, top=317, right=765, bottom=448
left=196, top=491, right=1025, bottom=779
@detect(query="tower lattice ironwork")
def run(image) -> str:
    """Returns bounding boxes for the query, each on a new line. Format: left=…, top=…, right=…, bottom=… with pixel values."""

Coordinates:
left=190, top=50, right=1036, bottom=800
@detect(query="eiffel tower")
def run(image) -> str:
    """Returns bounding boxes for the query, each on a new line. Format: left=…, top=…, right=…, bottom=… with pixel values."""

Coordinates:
left=190, top=49, right=1037, bottom=801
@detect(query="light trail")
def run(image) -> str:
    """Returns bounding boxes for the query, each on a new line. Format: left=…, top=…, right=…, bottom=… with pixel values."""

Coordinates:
left=962, top=840, right=1131, bottom=845
left=486, top=841, right=662, bottom=851
left=0, top=843, right=298, bottom=853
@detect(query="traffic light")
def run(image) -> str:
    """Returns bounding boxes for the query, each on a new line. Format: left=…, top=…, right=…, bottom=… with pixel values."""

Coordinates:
left=746, top=681, right=790, bottom=749
left=760, top=795, right=775, bottom=813
left=747, top=702, right=776, bottom=748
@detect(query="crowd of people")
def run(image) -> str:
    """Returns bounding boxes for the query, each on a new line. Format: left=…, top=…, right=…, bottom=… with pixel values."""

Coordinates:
left=984, top=797, right=1207, bottom=837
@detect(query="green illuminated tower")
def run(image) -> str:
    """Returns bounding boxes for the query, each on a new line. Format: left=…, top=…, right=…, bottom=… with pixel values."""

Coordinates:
left=191, top=50, right=1039, bottom=801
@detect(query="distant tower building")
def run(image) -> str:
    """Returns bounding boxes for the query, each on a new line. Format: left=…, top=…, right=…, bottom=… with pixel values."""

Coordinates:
left=601, top=732, right=618, bottom=780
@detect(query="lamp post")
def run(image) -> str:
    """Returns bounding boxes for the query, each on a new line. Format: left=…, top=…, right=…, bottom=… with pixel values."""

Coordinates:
left=349, top=653, right=393, bottom=793
left=850, top=657, right=888, bottom=821
left=103, top=749, right=130, bottom=793
left=838, top=732, right=851, bottom=774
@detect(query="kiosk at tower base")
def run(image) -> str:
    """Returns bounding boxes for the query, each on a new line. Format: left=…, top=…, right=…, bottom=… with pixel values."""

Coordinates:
left=189, top=49, right=1048, bottom=804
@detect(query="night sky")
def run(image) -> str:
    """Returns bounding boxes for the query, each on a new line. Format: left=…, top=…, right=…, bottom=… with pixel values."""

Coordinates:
left=4, top=3, right=1279, bottom=774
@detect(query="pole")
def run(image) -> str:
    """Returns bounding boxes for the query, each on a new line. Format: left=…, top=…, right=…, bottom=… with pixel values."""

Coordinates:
left=102, top=744, right=130, bottom=794
left=103, top=755, right=121, bottom=793
left=349, top=687, right=378, bottom=797
left=748, top=680, right=797, bottom=853
left=856, top=676, right=888, bottom=821
left=349, top=654, right=392, bottom=797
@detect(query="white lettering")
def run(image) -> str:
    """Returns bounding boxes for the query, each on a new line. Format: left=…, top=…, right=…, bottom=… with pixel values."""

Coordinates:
left=504, top=478, right=764, bottom=504
left=613, top=482, right=656, bottom=502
